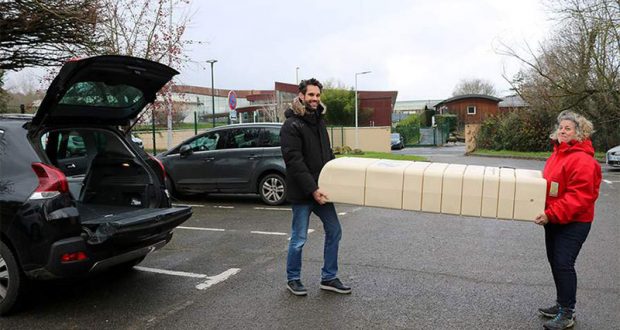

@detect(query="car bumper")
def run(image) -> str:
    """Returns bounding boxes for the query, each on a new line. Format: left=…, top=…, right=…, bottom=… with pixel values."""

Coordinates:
left=25, top=232, right=172, bottom=279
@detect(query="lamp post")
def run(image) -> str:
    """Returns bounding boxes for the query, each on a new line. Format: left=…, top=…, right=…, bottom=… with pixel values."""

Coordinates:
left=354, top=70, right=371, bottom=149
left=296, top=66, right=300, bottom=84
left=206, top=59, right=217, bottom=127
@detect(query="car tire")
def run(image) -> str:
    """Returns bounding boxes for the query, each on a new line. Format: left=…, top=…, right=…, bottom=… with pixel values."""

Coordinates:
left=259, top=173, right=286, bottom=206
left=0, top=241, right=25, bottom=316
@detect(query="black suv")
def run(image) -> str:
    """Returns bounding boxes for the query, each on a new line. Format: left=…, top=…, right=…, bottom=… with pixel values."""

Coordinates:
left=0, top=56, right=192, bottom=315
left=157, top=123, right=287, bottom=205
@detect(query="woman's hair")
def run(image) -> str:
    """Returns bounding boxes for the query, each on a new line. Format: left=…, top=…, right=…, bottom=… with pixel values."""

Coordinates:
left=549, top=110, right=594, bottom=141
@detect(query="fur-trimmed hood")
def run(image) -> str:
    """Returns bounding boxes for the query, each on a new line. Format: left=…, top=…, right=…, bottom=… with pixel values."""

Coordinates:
left=287, top=96, right=327, bottom=117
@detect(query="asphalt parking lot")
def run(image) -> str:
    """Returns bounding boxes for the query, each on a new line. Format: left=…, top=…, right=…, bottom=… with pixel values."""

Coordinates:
left=1, top=149, right=618, bottom=329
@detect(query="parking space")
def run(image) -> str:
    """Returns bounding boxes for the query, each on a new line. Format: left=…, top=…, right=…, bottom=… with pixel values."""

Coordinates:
left=1, top=156, right=618, bottom=329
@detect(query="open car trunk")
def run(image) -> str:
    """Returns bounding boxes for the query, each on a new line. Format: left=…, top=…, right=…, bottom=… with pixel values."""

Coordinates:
left=36, top=127, right=191, bottom=244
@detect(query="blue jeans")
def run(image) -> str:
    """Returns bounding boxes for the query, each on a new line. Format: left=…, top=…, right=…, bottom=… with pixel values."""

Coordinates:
left=544, top=222, right=591, bottom=309
left=286, top=202, right=342, bottom=282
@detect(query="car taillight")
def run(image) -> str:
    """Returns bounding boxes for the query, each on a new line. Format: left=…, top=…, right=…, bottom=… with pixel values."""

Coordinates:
left=30, top=162, right=69, bottom=200
left=148, top=155, right=166, bottom=181
left=61, top=251, right=88, bottom=263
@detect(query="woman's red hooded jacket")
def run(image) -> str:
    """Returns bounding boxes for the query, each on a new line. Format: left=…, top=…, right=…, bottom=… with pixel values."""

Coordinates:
left=543, top=139, right=602, bottom=224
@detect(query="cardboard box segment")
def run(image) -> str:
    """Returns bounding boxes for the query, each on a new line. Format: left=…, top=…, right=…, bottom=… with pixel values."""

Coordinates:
left=441, top=164, right=467, bottom=215
left=421, top=163, right=449, bottom=213
left=461, top=165, right=486, bottom=217
left=497, top=168, right=516, bottom=219
left=402, top=162, right=431, bottom=211
left=365, top=159, right=412, bottom=209
left=513, top=169, right=546, bottom=221
left=318, top=157, right=379, bottom=205
left=481, top=167, right=500, bottom=218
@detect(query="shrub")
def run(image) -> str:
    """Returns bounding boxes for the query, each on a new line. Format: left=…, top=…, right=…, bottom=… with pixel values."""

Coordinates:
left=394, top=114, right=421, bottom=145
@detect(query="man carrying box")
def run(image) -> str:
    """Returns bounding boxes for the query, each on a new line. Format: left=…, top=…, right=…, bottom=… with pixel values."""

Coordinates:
left=280, top=78, right=351, bottom=296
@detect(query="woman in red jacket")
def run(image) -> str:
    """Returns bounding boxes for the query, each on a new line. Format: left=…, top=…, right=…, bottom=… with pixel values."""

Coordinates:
left=534, top=111, right=602, bottom=330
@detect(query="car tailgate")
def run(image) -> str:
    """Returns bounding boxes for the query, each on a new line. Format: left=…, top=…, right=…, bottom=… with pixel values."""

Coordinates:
left=82, top=206, right=192, bottom=244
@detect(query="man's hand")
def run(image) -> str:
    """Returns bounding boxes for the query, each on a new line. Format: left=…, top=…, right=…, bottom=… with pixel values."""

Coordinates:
left=534, top=213, right=549, bottom=226
left=312, top=188, right=329, bottom=205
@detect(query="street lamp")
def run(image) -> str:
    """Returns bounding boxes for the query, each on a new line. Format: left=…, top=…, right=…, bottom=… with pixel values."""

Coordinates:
left=296, top=66, right=300, bottom=84
left=206, top=59, right=218, bottom=127
left=354, top=70, right=371, bottom=149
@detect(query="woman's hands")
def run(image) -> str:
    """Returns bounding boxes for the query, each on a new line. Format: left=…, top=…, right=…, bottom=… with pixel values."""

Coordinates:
left=534, top=213, right=549, bottom=225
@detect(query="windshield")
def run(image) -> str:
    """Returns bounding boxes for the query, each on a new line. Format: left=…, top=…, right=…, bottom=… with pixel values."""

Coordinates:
left=59, top=81, right=144, bottom=108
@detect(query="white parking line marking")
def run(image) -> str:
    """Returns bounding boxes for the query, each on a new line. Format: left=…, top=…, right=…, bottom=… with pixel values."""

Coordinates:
left=251, top=231, right=288, bottom=236
left=338, top=212, right=347, bottom=216
left=253, top=207, right=290, bottom=211
left=172, top=203, right=205, bottom=208
left=196, top=268, right=241, bottom=290
left=287, top=229, right=315, bottom=241
left=603, top=179, right=612, bottom=184
left=177, top=226, right=226, bottom=232
left=135, top=266, right=207, bottom=278
left=214, top=205, right=235, bottom=209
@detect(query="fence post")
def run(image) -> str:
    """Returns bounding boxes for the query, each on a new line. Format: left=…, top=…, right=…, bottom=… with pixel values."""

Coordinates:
left=194, top=111, right=198, bottom=135
left=151, top=108, right=157, bottom=155
left=341, top=127, right=344, bottom=147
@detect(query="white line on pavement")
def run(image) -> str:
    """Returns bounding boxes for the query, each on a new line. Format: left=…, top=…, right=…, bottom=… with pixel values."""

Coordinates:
left=251, top=231, right=288, bottom=236
left=172, top=203, right=205, bottom=208
left=287, top=229, right=315, bottom=241
left=603, top=179, right=612, bottom=184
left=214, top=205, right=235, bottom=209
left=253, top=207, right=290, bottom=211
left=338, top=212, right=347, bottom=216
left=177, top=226, right=226, bottom=232
left=134, top=266, right=207, bottom=278
left=196, top=268, right=241, bottom=290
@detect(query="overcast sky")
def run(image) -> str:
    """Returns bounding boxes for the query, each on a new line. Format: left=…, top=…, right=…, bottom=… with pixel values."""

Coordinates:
left=6, top=0, right=553, bottom=101
left=175, top=0, right=552, bottom=101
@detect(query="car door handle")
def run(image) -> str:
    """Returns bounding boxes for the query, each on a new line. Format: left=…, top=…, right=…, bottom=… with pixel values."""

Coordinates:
left=248, top=154, right=261, bottom=160
left=66, top=163, right=76, bottom=169
left=203, top=157, right=215, bottom=162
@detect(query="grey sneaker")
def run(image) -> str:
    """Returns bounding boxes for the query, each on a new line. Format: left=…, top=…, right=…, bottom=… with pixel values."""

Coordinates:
left=539, top=303, right=561, bottom=318
left=320, top=278, right=352, bottom=294
left=543, top=307, right=575, bottom=330
left=287, top=280, right=307, bottom=296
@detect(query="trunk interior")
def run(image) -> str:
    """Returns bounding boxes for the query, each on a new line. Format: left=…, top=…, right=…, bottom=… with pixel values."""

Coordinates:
left=34, top=127, right=190, bottom=242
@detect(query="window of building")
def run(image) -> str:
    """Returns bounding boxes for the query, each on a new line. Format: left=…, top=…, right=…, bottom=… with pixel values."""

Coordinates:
left=467, top=105, right=476, bottom=115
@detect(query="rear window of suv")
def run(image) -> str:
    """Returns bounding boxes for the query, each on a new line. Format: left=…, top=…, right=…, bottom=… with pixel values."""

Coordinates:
left=59, top=81, right=143, bottom=108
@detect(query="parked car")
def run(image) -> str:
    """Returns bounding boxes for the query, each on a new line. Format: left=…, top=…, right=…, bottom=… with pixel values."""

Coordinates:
left=131, top=134, right=144, bottom=149
left=606, top=145, right=620, bottom=168
left=157, top=123, right=287, bottom=205
left=0, top=55, right=192, bottom=315
left=391, top=132, right=405, bottom=150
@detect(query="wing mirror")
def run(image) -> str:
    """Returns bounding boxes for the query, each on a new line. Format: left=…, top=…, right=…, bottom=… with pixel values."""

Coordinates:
left=179, top=144, right=193, bottom=158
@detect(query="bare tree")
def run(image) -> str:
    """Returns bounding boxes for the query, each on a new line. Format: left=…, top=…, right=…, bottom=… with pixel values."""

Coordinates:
left=452, top=78, right=498, bottom=96
left=0, top=0, right=102, bottom=71
left=93, top=0, right=197, bottom=128
left=500, top=0, right=620, bottom=149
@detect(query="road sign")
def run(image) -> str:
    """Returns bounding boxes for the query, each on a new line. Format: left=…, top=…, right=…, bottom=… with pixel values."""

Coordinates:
left=228, top=90, right=237, bottom=110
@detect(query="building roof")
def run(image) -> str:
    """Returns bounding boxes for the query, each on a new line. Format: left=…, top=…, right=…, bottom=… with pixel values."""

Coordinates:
left=394, top=99, right=443, bottom=111
left=498, top=94, right=528, bottom=108
left=172, top=85, right=273, bottom=98
left=434, top=94, right=502, bottom=107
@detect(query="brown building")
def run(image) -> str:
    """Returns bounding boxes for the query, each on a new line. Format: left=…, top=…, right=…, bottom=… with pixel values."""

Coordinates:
left=358, top=91, right=398, bottom=127
left=434, top=94, right=502, bottom=128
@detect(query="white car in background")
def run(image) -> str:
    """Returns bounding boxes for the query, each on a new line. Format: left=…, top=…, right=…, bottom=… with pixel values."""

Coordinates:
left=606, top=145, right=620, bottom=168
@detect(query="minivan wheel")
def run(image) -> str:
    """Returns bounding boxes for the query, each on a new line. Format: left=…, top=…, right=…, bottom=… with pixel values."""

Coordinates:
left=259, top=173, right=286, bottom=206
left=0, top=241, right=24, bottom=316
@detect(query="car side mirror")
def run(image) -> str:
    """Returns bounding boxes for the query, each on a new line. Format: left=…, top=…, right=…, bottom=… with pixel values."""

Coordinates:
left=180, top=145, right=193, bottom=158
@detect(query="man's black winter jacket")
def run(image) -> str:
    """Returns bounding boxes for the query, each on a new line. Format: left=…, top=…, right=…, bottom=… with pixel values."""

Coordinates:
left=280, top=97, right=335, bottom=202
